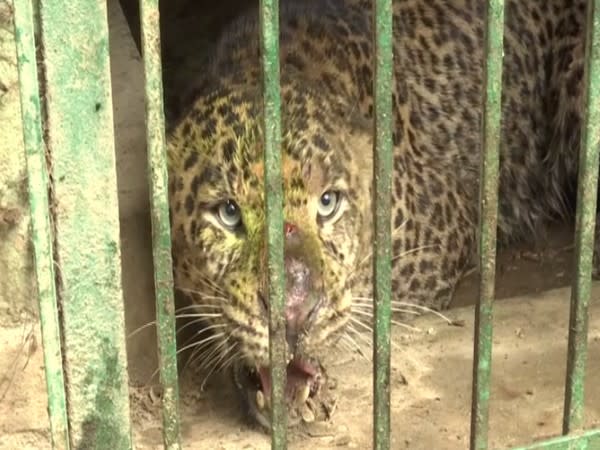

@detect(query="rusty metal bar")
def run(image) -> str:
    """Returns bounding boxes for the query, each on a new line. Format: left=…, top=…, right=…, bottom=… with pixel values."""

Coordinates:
left=371, top=0, right=394, bottom=448
left=470, top=0, right=505, bottom=449
left=563, top=0, right=600, bottom=435
left=12, top=0, right=70, bottom=447
left=258, top=0, right=287, bottom=447
left=38, top=0, right=133, bottom=446
left=138, top=0, right=182, bottom=447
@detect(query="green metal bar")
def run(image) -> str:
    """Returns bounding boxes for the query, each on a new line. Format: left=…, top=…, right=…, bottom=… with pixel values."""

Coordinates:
left=38, top=0, right=133, bottom=447
left=371, top=0, right=394, bottom=449
left=138, top=0, right=181, bottom=448
left=511, top=430, right=600, bottom=450
left=12, top=0, right=70, bottom=448
left=470, top=1, right=505, bottom=449
left=258, top=0, right=287, bottom=447
left=563, top=0, right=600, bottom=435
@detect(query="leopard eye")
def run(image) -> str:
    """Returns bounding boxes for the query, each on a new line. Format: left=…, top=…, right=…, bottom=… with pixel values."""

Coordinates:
left=217, top=199, right=242, bottom=228
left=317, top=190, right=341, bottom=220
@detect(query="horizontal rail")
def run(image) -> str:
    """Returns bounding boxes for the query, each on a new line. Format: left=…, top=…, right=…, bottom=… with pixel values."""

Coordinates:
left=512, top=430, right=600, bottom=450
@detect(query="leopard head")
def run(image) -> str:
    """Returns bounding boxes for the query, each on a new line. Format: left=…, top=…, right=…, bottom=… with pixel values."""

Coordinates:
left=168, top=80, right=373, bottom=427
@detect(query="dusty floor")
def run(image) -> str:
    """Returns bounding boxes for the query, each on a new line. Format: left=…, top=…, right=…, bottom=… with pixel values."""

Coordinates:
left=1, top=226, right=599, bottom=449
left=1, top=1, right=600, bottom=449
left=116, top=227, right=600, bottom=450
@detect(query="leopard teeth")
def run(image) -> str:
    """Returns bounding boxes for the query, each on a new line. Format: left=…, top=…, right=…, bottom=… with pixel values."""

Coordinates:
left=256, top=390, right=265, bottom=410
left=301, top=403, right=315, bottom=423
left=294, top=383, right=310, bottom=407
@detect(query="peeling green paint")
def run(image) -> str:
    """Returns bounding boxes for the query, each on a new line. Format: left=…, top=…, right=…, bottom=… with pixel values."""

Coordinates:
left=511, top=430, right=600, bottom=450
left=371, top=1, right=394, bottom=449
left=259, top=0, right=287, bottom=448
left=563, top=0, right=600, bottom=435
left=11, top=0, right=600, bottom=448
left=12, top=0, right=69, bottom=447
left=470, top=1, right=505, bottom=449
left=38, top=0, right=133, bottom=447
left=138, top=0, right=181, bottom=448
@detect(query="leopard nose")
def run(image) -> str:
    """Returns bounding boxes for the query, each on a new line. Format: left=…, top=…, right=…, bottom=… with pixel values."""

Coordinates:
left=284, top=257, right=320, bottom=350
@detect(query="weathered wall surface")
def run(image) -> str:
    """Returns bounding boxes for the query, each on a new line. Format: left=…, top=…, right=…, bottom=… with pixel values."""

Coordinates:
left=0, top=1, right=36, bottom=325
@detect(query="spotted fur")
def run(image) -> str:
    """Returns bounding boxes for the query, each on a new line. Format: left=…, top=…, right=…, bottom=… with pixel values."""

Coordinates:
left=167, top=0, right=590, bottom=425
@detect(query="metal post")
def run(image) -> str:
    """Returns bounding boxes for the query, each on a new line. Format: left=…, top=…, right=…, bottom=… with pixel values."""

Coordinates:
left=138, top=0, right=182, bottom=447
left=371, top=0, right=394, bottom=449
left=38, top=0, right=133, bottom=446
left=563, top=0, right=600, bottom=435
left=470, top=1, right=505, bottom=449
left=258, top=0, right=287, bottom=448
left=12, top=0, right=70, bottom=447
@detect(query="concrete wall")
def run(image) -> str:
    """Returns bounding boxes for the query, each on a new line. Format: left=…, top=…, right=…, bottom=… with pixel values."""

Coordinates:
left=0, top=1, right=37, bottom=325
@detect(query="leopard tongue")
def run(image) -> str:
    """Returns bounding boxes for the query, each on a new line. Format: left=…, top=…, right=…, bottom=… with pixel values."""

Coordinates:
left=257, top=359, right=317, bottom=400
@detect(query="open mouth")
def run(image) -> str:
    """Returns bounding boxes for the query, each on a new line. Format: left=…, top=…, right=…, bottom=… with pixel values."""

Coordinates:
left=233, top=358, right=326, bottom=428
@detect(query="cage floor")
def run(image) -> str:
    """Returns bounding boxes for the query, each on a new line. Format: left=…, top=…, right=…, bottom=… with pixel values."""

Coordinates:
left=2, top=222, right=599, bottom=449
left=1, top=1, right=599, bottom=448
left=107, top=221, right=600, bottom=449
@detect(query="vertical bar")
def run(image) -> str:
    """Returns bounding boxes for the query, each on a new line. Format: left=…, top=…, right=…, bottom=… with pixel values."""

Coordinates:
left=138, top=0, right=181, bottom=448
left=12, top=0, right=70, bottom=448
left=38, top=0, right=133, bottom=447
left=371, top=0, right=394, bottom=449
left=259, top=0, right=287, bottom=447
left=563, top=0, right=600, bottom=434
left=470, top=1, right=505, bottom=449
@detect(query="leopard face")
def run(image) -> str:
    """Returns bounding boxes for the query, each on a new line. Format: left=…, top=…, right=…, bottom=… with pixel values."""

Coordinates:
left=164, top=0, right=591, bottom=430
left=168, top=81, right=373, bottom=426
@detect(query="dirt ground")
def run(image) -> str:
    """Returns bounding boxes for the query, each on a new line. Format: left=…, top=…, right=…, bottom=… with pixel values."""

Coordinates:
left=1, top=227, right=599, bottom=449
left=1, top=1, right=599, bottom=449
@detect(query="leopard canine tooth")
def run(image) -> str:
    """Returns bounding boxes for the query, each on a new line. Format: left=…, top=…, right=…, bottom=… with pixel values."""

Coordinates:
left=294, top=383, right=310, bottom=407
left=256, top=390, right=265, bottom=410
left=301, top=403, right=316, bottom=423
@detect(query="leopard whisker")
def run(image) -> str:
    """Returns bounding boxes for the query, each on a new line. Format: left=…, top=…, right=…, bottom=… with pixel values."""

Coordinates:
left=390, top=244, right=438, bottom=263
left=352, top=297, right=453, bottom=323
left=176, top=332, right=225, bottom=357
left=349, top=243, right=439, bottom=280
left=145, top=332, right=224, bottom=385
left=175, top=313, right=223, bottom=319
left=196, top=337, right=230, bottom=371
left=348, top=314, right=373, bottom=333
left=352, top=303, right=420, bottom=316
left=177, top=321, right=226, bottom=337
left=199, top=341, right=238, bottom=390
left=176, top=271, right=229, bottom=298
left=175, top=286, right=228, bottom=302
left=127, top=321, right=157, bottom=340
left=334, top=336, right=356, bottom=354
left=217, top=346, right=241, bottom=372
left=348, top=316, right=403, bottom=349
left=175, top=304, right=223, bottom=313
left=352, top=217, right=411, bottom=269
left=340, top=333, right=369, bottom=360
left=179, top=322, right=227, bottom=348
left=127, top=306, right=224, bottom=340
left=195, top=328, right=239, bottom=388
left=182, top=331, right=230, bottom=375
left=345, top=322, right=373, bottom=347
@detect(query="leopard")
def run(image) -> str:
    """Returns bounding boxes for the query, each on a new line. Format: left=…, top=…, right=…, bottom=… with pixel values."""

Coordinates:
left=166, top=0, right=591, bottom=429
